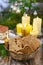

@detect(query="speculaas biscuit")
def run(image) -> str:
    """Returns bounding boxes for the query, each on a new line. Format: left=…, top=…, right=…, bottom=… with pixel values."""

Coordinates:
left=9, top=35, right=40, bottom=54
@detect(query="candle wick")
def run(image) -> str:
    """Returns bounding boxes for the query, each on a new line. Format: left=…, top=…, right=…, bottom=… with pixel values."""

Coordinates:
left=37, top=17, right=39, bottom=20
left=23, top=13, right=27, bottom=17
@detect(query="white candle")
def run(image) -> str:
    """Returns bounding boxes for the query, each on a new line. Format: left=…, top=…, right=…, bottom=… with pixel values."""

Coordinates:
left=22, top=14, right=30, bottom=27
left=33, top=17, right=42, bottom=34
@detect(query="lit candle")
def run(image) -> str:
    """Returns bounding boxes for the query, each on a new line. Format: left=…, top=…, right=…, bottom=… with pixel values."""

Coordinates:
left=22, top=14, right=30, bottom=27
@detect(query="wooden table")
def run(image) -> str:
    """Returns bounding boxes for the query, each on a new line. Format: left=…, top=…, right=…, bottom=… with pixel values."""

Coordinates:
left=9, top=38, right=43, bottom=65
left=0, top=39, right=43, bottom=65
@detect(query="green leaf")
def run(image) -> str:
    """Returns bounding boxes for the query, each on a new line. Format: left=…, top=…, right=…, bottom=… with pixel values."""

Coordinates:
left=32, top=0, right=37, bottom=2
left=1, top=50, right=9, bottom=57
left=9, top=0, right=16, bottom=3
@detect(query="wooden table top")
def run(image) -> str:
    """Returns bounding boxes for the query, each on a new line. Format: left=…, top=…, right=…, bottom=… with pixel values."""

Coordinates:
left=0, top=38, right=43, bottom=65
left=9, top=38, right=43, bottom=65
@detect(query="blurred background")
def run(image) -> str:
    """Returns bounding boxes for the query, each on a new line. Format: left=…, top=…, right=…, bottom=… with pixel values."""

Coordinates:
left=0, top=0, right=43, bottom=29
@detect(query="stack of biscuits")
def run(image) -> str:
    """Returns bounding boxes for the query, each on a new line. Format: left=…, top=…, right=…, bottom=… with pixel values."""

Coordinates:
left=0, top=25, right=8, bottom=40
left=9, top=35, right=40, bottom=54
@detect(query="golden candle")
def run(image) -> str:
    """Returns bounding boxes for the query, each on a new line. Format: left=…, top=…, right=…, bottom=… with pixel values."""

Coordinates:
left=25, top=24, right=32, bottom=35
left=16, top=23, right=23, bottom=36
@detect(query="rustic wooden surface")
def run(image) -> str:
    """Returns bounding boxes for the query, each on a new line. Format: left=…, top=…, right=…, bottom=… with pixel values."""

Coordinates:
left=0, top=39, right=43, bottom=65
left=10, top=38, right=43, bottom=65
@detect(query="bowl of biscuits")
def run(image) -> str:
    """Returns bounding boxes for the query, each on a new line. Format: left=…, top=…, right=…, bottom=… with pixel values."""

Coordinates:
left=5, top=35, right=40, bottom=60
